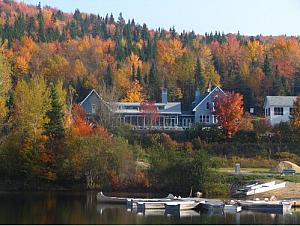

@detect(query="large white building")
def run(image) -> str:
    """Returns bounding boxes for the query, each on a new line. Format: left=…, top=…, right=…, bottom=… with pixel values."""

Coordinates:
left=264, top=96, right=297, bottom=125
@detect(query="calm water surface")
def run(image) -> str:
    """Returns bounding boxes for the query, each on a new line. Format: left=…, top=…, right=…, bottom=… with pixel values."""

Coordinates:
left=0, top=191, right=300, bottom=224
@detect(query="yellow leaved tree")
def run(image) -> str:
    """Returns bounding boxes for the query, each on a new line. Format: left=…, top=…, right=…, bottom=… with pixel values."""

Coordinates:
left=122, top=80, right=145, bottom=102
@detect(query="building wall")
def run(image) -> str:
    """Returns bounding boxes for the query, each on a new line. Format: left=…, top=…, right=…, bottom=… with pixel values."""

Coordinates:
left=265, top=103, right=292, bottom=125
left=194, top=89, right=221, bottom=124
left=80, top=92, right=102, bottom=115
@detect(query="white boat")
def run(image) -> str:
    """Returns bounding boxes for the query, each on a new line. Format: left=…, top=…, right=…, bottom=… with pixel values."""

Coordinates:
left=224, top=204, right=242, bottom=212
left=234, top=181, right=286, bottom=196
left=164, top=201, right=201, bottom=211
left=137, top=200, right=199, bottom=210
left=97, top=192, right=174, bottom=204
left=238, top=200, right=292, bottom=213
left=127, top=194, right=175, bottom=208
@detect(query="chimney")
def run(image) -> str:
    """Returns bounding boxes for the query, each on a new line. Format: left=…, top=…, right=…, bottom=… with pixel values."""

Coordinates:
left=161, top=88, right=168, bottom=104
left=207, top=81, right=212, bottom=93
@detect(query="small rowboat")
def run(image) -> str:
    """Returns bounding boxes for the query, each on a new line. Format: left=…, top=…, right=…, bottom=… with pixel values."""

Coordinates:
left=137, top=200, right=199, bottom=210
left=238, top=200, right=292, bottom=213
left=224, top=204, right=242, bottom=212
left=96, top=192, right=174, bottom=204
left=164, top=201, right=201, bottom=211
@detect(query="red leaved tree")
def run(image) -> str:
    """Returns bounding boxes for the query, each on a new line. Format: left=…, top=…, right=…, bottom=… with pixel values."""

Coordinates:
left=72, top=104, right=111, bottom=139
left=214, top=91, right=244, bottom=138
left=140, top=101, right=159, bottom=128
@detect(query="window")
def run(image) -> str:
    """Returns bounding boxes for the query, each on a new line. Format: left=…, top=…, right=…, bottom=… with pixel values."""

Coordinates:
left=206, top=115, right=210, bottom=123
left=199, top=115, right=204, bottom=123
left=290, top=108, right=294, bottom=115
left=213, top=115, right=218, bottom=124
left=206, top=102, right=210, bottom=110
left=274, top=107, right=283, bottom=116
left=91, top=104, right=96, bottom=114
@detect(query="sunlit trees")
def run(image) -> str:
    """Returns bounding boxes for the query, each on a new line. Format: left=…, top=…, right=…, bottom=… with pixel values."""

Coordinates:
left=0, top=53, right=11, bottom=123
left=122, top=80, right=145, bottom=102
left=291, top=95, right=300, bottom=128
left=214, top=91, right=244, bottom=138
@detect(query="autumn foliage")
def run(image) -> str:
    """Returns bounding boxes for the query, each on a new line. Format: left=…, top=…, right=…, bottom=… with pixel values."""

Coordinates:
left=214, top=91, right=244, bottom=138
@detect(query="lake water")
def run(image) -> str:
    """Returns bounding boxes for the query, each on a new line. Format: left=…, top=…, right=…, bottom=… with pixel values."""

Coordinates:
left=0, top=191, right=300, bottom=224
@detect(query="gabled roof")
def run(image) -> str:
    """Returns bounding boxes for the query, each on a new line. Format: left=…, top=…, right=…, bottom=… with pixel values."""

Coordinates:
left=80, top=89, right=103, bottom=106
left=192, top=86, right=225, bottom=112
left=264, top=96, right=297, bottom=107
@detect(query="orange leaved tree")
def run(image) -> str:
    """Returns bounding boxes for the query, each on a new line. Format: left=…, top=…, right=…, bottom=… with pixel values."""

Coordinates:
left=214, top=91, right=244, bottom=138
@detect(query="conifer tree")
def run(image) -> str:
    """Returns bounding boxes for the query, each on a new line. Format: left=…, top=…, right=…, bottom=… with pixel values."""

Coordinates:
left=194, top=57, right=205, bottom=93
left=263, top=54, right=272, bottom=77
left=37, top=8, right=45, bottom=42
left=104, top=64, right=113, bottom=87
left=131, top=64, right=135, bottom=81
left=45, top=83, right=65, bottom=139
left=137, top=66, right=142, bottom=83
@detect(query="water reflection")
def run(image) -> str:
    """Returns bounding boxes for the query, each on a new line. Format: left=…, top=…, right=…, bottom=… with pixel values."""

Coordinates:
left=0, top=191, right=300, bottom=224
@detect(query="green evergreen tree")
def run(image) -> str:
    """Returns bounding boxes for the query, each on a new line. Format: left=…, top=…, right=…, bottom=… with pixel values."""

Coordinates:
left=27, top=16, right=36, bottom=38
left=104, top=64, right=113, bottom=87
left=194, top=57, right=205, bottom=93
left=137, top=66, right=142, bottom=83
left=149, top=63, right=160, bottom=101
left=69, top=20, right=78, bottom=39
left=263, top=54, right=272, bottom=76
left=131, top=64, right=135, bottom=81
left=45, top=83, right=65, bottom=139
left=37, top=8, right=46, bottom=42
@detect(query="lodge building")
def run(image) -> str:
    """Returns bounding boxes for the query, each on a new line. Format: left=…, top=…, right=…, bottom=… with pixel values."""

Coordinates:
left=80, top=86, right=225, bottom=130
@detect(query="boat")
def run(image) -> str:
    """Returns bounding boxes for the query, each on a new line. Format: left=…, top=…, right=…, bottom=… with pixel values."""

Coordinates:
left=224, top=204, right=242, bottom=212
left=127, top=194, right=175, bottom=208
left=164, top=201, right=201, bottom=211
left=96, top=192, right=127, bottom=204
left=233, top=181, right=286, bottom=196
left=136, top=200, right=199, bottom=210
left=200, top=200, right=225, bottom=211
left=96, top=192, right=174, bottom=204
left=237, top=200, right=292, bottom=213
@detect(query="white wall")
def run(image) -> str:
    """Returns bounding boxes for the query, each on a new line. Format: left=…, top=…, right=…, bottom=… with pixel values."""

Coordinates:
left=265, top=105, right=291, bottom=125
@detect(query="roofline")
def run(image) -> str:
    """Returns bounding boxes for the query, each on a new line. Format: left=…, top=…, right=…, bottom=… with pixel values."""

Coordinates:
left=192, top=86, right=225, bottom=111
left=80, top=89, right=103, bottom=106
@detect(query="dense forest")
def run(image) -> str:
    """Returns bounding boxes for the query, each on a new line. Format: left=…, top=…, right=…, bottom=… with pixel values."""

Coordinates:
left=1, top=0, right=300, bottom=112
left=1, top=0, right=300, bottom=192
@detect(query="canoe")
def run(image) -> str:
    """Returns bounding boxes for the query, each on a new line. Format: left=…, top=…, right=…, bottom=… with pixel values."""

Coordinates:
left=127, top=195, right=175, bottom=208
left=97, top=192, right=174, bottom=204
left=96, top=192, right=127, bottom=204
left=238, top=200, right=292, bottom=213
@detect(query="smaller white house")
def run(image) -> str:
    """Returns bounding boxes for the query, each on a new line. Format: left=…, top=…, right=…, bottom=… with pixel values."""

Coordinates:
left=264, top=96, right=297, bottom=125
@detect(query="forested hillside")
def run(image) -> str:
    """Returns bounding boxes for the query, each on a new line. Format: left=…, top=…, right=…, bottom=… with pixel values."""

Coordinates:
left=1, top=0, right=300, bottom=112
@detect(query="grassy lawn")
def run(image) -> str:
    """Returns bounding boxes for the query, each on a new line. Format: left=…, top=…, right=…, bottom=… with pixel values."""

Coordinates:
left=218, top=167, right=276, bottom=174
